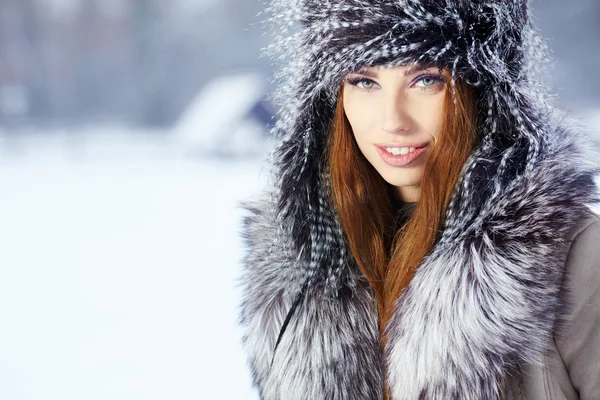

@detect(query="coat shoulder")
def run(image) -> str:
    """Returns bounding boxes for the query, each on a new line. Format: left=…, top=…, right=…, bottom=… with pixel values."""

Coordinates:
left=553, top=206, right=600, bottom=399
left=560, top=206, right=600, bottom=321
left=564, top=206, right=600, bottom=244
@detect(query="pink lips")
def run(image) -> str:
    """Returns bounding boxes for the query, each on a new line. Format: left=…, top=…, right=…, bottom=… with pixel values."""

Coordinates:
left=375, top=143, right=428, bottom=167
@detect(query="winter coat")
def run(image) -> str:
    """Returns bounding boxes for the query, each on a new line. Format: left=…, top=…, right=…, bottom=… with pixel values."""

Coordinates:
left=503, top=209, right=600, bottom=399
left=238, top=1, right=600, bottom=399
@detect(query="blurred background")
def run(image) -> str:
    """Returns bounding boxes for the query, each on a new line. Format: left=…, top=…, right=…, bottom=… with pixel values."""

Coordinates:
left=0, top=1, right=598, bottom=399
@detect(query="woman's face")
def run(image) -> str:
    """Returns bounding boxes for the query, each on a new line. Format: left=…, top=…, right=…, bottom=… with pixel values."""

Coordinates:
left=342, top=65, right=448, bottom=202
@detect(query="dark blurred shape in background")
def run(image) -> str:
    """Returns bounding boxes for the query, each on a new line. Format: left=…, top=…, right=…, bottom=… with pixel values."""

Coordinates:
left=0, top=0, right=272, bottom=136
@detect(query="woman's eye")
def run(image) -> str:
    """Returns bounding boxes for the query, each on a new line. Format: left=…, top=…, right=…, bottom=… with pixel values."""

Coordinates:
left=345, top=77, right=378, bottom=91
left=357, top=79, right=375, bottom=89
left=413, top=74, right=445, bottom=91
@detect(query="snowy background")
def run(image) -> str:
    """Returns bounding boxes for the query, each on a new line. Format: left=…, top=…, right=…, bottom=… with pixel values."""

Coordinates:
left=0, top=136, right=266, bottom=400
left=0, top=1, right=599, bottom=399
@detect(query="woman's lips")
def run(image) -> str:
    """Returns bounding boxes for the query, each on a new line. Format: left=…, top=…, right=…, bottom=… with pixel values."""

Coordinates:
left=375, top=144, right=428, bottom=167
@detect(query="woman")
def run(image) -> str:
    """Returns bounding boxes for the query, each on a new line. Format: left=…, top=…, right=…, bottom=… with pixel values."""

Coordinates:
left=239, top=1, right=600, bottom=399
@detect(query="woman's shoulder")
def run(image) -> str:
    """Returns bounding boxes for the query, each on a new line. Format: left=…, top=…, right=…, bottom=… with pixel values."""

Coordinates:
left=552, top=206, right=600, bottom=398
left=564, top=206, right=600, bottom=244
left=561, top=206, right=600, bottom=294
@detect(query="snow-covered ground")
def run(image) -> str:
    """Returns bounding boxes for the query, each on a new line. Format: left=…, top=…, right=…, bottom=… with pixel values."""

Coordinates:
left=0, top=131, right=267, bottom=400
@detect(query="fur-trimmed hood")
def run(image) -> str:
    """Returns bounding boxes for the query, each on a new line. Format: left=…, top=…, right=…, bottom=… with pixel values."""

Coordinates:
left=239, top=1, right=600, bottom=399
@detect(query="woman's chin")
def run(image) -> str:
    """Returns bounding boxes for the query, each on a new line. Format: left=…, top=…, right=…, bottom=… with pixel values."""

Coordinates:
left=379, top=172, right=423, bottom=191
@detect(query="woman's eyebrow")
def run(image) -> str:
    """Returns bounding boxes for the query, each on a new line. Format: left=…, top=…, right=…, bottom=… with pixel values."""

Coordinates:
left=404, top=66, right=440, bottom=76
left=353, top=68, right=379, bottom=78
left=352, top=66, right=441, bottom=78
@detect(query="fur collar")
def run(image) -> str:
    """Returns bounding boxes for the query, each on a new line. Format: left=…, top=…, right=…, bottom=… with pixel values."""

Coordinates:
left=239, top=1, right=600, bottom=398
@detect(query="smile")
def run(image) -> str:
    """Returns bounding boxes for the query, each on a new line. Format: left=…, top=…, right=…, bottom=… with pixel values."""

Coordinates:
left=375, top=143, right=428, bottom=167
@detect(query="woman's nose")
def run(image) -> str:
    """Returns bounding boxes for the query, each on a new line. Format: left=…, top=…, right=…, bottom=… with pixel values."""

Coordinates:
left=380, top=94, right=411, bottom=134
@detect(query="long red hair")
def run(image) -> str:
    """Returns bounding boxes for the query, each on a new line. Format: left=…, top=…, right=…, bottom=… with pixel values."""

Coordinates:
left=324, top=74, right=478, bottom=347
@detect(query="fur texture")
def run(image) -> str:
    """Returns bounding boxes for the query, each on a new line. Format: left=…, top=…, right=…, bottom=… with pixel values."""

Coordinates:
left=238, top=1, right=600, bottom=399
